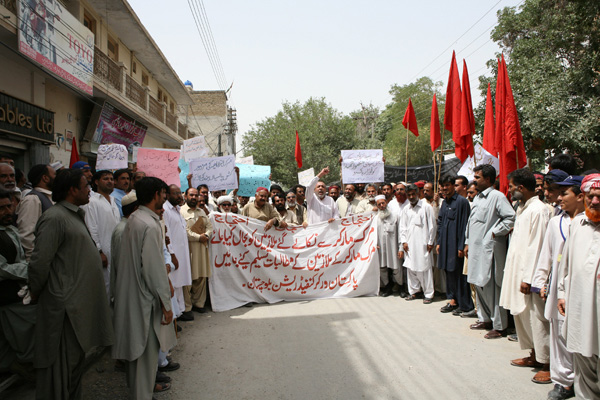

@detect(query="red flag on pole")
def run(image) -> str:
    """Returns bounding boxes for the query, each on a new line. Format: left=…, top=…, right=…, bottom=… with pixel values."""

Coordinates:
left=69, top=136, right=80, bottom=167
left=457, top=60, right=475, bottom=161
left=430, top=94, right=441, bottom=151
left=495, top=54, right=527, bottom=195
left=444, top=51, right=462, bottom=153
left=402, top=98, right=419, bottom=136
left=294, top=130, right=302, bottom=168
left=482, top=83, right=496, bottom=156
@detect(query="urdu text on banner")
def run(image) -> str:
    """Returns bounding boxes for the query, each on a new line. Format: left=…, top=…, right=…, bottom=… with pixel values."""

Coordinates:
left=341, top=149, right=384, bottom=183
left=208, top=213, right=380, bottom=312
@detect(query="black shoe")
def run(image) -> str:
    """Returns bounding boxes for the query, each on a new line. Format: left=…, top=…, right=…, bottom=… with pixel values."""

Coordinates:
left=440, top=303, right=458, bottom=313
left=460, top=309, right=478, bottom=318
left=155, top=371, right=171, bottom=383
left=547, top=383, right=574, bottom=400
left=243, top=302, right=254, bottom=308
left=399, top=291, right=409, bottom=298
left=452, top=308, right=462, bottom=316
left=176, top=324, right=182, bottom=332
left=158, top=361, right=180, bottom=372
left=192, top=306, right=207, bottom=313
left=178, top=311, right=194, bottom=321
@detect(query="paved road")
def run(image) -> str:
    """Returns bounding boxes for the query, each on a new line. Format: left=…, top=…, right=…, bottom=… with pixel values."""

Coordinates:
left=5, top=295, right=551, bottom=399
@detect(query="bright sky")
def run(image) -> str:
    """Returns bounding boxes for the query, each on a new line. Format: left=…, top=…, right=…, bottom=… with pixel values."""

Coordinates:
left=127, top=0, right=524, bottom=155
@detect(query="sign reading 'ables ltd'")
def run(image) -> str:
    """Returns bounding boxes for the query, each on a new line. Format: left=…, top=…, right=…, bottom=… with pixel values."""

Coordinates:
left=0, top=93, right=55, bottom=143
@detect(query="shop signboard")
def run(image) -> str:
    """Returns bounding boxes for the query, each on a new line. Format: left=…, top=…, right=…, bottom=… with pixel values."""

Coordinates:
left=92, top=102, right=147, bottom=153
left=0, top=93, right=54, bottom=143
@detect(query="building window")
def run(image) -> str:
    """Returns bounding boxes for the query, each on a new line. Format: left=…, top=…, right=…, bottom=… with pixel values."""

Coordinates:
left=107, top=36, right=119, bottom=62
left=132, top=61, right=137, bottom=74
left=158, top=89, right=163, bottom=102
left=83, top=12, right=96, bottom=43
left=142, top=72, right=149, bottom=86
left=170, top=101, right=175, bottom=113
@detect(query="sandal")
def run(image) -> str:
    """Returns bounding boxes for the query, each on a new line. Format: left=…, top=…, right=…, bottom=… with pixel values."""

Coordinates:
left=423, top=297, right=433, bottom=304
left=405, top=294, right=418, bottom=301
left=154, top=382, right=171, bottom=393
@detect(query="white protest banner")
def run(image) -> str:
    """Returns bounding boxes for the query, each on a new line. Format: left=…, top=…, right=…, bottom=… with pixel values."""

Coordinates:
left=182, top=136, right=208, bottom=162
left=136, top=148, right=181, bottom=186
left=208, top=213, right=380, bottom=312
left=298, top=168, right=315, bottom=186
left=341, top=149, right=384, bottom=183
left=457, top=144, right=500, bottom=181
left=236, top=164, right=270, bottom=197
left=236, top=155, right=254, bottom=165
left=189, top=155, right=238, bottom=191
left=96, top=144, right=128, bottom=170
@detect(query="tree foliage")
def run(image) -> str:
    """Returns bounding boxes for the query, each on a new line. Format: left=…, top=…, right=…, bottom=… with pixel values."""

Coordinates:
left=242, top=98, right=356, bottom=187
left=377, top=77, right=446, bottom=166
left=484, top=0, right=600, bottom=169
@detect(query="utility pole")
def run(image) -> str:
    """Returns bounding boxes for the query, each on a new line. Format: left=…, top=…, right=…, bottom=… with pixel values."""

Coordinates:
left=226, top=106, right=237, bottom=156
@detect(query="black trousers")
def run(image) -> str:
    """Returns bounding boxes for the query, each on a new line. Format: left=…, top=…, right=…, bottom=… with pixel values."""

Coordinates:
left=445, top=268, right=474, bottom=311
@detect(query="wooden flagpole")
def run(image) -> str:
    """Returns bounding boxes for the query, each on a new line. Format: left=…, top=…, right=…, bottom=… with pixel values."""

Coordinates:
left=437, top=130, right=445, bottom=188
left=405, top=122, right=410, bottom=183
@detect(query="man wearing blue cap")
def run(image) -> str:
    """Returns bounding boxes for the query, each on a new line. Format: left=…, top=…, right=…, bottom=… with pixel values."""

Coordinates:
left=532, top=175, right=584, bottom=399
left=544, top=169, right=570, bottom=216
left=72, top=161, right=93, bottom=185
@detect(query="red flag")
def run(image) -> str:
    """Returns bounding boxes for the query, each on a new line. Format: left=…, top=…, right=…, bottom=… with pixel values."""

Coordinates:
left=495, top=55, right=528, bottom=195
left=457, top=60, right=475, bottom=161
left=482, top=83, right=496, bottom=155
left=402, top=98, right=419, bottom=136
left=69, top=136, right=80, bottom=167
left=294, top=130, right=302, bottom=168
left=444, top=51, right=462, bottom=154
left=430, top=94, right=441, bottom=151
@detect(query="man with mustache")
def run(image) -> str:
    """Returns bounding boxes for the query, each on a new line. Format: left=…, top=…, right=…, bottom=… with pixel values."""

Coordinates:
left=286, top=191, right=306, bottom=224
left=303, top=167, right=339, bottom=226
left=532, top=175, right=584, bottom=399
left=336, top=183, right=361, bottom=217
left=556, top=173, right=600, bottom=400
left=388, top=182, right=409, bottom=216
left=500, top=169, right=552, bottom=383
left=356, top=183, right=378, bottom=214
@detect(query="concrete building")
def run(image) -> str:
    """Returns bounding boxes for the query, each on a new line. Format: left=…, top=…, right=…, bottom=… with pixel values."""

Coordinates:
left=0, top=0, right=198, bottom=172
left=179, top=83, right=237, bottom=157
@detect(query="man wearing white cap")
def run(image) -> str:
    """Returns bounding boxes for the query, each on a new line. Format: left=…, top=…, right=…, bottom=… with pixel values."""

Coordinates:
left=557, top=173, right=600, bottom=399
left=375, top=194, right=401, bottom=296
left=217, top=195, right=234, bottom=213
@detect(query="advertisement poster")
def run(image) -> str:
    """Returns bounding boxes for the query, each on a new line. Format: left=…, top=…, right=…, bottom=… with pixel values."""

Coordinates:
left=92, top=102, right=147, bottom=153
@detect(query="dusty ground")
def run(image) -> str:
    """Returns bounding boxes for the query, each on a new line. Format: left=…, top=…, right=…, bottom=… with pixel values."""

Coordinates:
left=4, top=294, right=551, bottom=399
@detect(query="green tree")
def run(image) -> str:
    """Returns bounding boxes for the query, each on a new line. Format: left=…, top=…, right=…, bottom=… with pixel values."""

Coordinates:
left=242, top=97, right=356, bottom=187
left=378, top=77, right=446, bottom=166
left=483, top=0, right=600, bottom=169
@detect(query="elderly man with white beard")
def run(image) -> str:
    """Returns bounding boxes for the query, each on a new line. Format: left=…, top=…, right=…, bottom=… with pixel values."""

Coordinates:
left=303, top=167, right=339, bottom=226
left=356, top=184, right=379, bottom=214
left=557, top=173, right=600, bottom=400
left=375, top=195, right=402, bottom=297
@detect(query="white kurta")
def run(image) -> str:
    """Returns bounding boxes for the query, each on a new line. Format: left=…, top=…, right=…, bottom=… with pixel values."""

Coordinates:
left=387, top=198, right=408, bottom=219
left=377, top=211, right=400, bottom=270
left=399, top=199, right=436, bottom=272
left=162, top=201, right=192, bottom=288
left=356, top=199, right=376, bottom=214
left=557, top=216, right=600, bottom=358
left=499, top=197, right=550, bottom=315
left=336, top=196, right=361, bottom=217
left=84, top=192, right=121, bottom=293
left=305, top=176, right=340, bottom=224
left=532, top=213, right=582, bottom=321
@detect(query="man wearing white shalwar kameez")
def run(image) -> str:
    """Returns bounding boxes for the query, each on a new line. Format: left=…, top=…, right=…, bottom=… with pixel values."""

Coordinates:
left=375, top=195, right=401, bottom=296
left=85, top=171, right=121, bottom=297
left=557, top=174, right=600, bottom=400
left=532, top=175, right=584, bottom=399
left=304, top=167, right=340, bottom=225
left=399, top=184, right=436, bottom=302
left=499, top=169, right=551, bottom=380
left=163, top=185, right=192, bottom=315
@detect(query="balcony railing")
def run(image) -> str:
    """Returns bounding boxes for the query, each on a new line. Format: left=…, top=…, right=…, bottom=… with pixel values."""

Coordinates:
left=148, top=95, right=163, bottom=123
left=125, top=74, right=146, bottom=110
left=0, top=0, right=16, bottom=14
left=92, top=47, right=192, bottom=141
left=94, top=47, right=121, bottom=91
left=178, top=121, right=187, bottom=139
left=166, top=111, right=177, bottom=132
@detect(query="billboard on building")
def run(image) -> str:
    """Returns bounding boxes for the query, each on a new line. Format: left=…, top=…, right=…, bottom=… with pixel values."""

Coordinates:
left=92, top=102, right=148, bottom=153
left=17, top=0, right=94, bottom=95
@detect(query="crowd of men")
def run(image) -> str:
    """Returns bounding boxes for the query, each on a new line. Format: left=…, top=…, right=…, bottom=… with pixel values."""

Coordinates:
left=0, top=152, right=599, bottom=400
